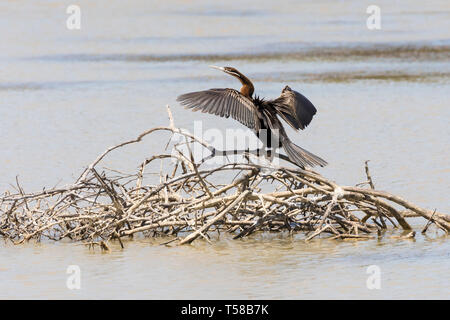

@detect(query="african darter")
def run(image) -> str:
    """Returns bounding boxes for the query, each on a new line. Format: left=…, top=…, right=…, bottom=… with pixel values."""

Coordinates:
left=176, top=66, right=327, bottom=169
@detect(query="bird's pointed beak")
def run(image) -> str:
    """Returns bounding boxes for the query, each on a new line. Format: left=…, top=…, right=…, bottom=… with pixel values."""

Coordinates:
left=209, top=65, right=225, bottom=72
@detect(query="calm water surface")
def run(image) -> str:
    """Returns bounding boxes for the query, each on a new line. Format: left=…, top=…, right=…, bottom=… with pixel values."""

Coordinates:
left=0, top=0, right=449, bottom=299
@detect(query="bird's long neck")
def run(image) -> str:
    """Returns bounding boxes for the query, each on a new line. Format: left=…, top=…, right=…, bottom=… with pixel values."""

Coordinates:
left=235, top=73, right=254, bottom=98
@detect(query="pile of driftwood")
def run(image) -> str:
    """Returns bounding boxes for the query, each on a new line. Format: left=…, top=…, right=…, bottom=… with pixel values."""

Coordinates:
left=1, top=107, right=448, bottom=248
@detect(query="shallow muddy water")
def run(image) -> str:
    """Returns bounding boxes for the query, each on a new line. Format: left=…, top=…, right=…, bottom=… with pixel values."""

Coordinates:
left=0, top=0, right=449, bottom=299
left=1, top=231, right=449, bottom=299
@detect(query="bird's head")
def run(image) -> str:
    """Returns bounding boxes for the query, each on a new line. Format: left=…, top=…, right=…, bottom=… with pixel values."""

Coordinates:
left=209, top=65, right=243, bottom=79
left=209, top=65, right=254, bottom=97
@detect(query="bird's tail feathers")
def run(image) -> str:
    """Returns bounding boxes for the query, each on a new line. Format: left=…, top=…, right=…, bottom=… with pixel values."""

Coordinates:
left=283, top=139, right=328, bottom=168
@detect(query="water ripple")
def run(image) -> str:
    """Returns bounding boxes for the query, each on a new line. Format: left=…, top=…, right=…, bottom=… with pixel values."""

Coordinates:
left=28, top=43, right=450, bottom=63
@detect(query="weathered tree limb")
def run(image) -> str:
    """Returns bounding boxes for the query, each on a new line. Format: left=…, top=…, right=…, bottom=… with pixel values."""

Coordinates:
left=1, top=106, right=448, bottom=248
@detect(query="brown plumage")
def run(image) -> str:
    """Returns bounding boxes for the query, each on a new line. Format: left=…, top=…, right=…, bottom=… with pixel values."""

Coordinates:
left=176, top=66, right=327, bottom=168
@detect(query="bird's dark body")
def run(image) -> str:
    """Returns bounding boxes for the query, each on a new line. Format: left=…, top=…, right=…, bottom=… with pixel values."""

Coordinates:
left=253, top=97, right=283, bottom=149
left=176, top=66, right=327, bottom=168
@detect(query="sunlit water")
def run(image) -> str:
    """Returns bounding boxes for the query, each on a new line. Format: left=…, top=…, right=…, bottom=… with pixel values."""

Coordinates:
left=0, top=0, right=449, bottom=299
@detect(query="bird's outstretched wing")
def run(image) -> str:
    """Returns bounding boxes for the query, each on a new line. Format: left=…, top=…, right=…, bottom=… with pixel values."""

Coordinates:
left=177, top=88, right=260, bottom=131
left=271, top=85, right=317, bottom=130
